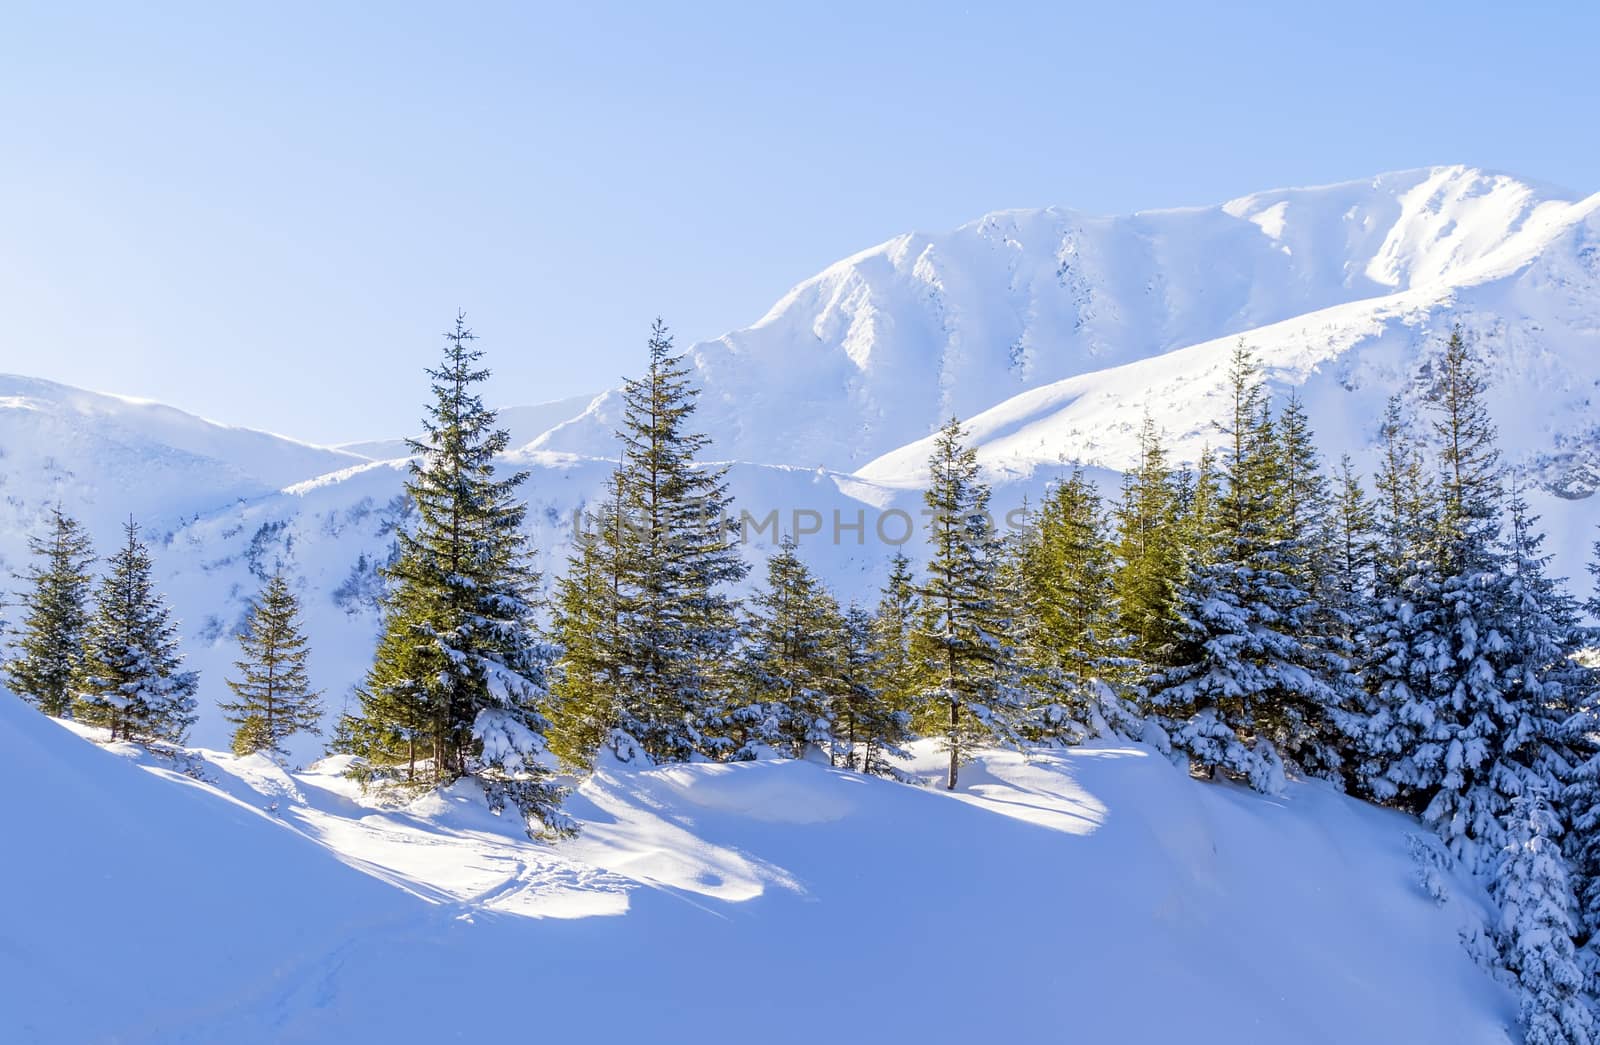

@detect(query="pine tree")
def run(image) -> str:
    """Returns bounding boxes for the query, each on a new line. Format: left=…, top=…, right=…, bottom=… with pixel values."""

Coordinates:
left=1326, top=455, right=1380, bottom=774
left=911, top=418, right=1026, bottom=789
left=338, top=315, right=568, bottom=837
left=870, top=552, right=923, bottom=718
left=831, top=602, right=910, bottom=776
left=1011, top=472, right=1134, bottom=738
left=1564, top=533, right=1600, bottom=988
left=604, top=319, right=748, bottom=763
left=1412, top=328, right=1524, bottom=866
left=547, top=471, right=629, bottom=769
left=1018, top=470, right=1121, bottom=688
left=731, top=536, right=841, bottom=759
left=76, top=519, right=198, bottom=745
left=219, top=572, right=322, bottom=758
left=1147, top=345, right=1338, bottom=790
left=1327, top=456, right=1378, bottom=649
left=1111, top=415, right=1187, bottom=676
left=5, top=506, right=95, bottom=717
left=1356, top=397, right=1445, bottom=803
left=1494, top=795, right=1596, bottom=1045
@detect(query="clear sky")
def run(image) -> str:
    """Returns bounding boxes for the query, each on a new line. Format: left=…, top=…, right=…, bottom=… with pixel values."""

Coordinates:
left=2, top=1, right=1596, bottom=445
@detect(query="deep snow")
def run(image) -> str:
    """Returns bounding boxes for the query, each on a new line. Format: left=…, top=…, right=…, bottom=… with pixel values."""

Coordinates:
left=2, top=693, right=1517, bottom=1044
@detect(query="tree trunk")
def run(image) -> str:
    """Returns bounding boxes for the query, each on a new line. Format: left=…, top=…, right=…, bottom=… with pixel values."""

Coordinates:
left=946, top=696, right=959, bottom=791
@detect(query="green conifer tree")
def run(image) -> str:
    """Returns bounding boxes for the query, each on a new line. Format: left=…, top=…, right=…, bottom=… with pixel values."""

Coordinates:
left=1147, top=346, right=1339, bottom=789
left=337, top=315, right=568, bottom=837
left=5, top=506, right=95, bottom=717
left=1112, top=416, right=1187, bottom=676
left=732, top=536, right=840, bottom=758
left=911, top=418, right=1026, bottom=789
left=76, top=519, right=198, bottom=745
left=870, top=552, right=924, bottom=718
left=547, top=471, right=629, bottom=769
left=219, top=572, right=322, bottom=758
left=831, top=602, right=910, bottom=775
left=604, top=319, right=748, bottom=763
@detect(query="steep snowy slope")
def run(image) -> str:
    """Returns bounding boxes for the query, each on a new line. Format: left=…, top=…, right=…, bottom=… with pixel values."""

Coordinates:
left=538, top=166, right=1588, bottom=470
left=857, top=184, right=1600, bottom=488
left=0, top=374, right=362, bottom=574
left=1, top=692, right=1518, bottom=1043
left=336, top=392, right=597, bottom=461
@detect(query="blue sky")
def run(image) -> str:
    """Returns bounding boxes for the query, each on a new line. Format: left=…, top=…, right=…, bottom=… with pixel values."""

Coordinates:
left=2, top=1, right=1596, bottom=444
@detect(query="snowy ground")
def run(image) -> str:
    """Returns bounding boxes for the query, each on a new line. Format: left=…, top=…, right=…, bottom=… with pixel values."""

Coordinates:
left=1, top=694, right=1518, bottom=1044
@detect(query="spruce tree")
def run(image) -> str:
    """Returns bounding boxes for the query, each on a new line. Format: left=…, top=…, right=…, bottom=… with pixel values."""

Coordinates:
left=1111, top=415, right=1186, bottom=676
left=547, top=472, right=629, bottom=769
left=338, top=315, right=568, bottom=837
left=732, top=536, right=841, bottom=759
left=76, top=519, right=198, bottom=745
left=1356, top=397, right=1445, bottom=803
left=1147, top=345, right=1338, bottom=790
left=5, top=506, right=95, bottom=717
left=1018, top=470, right=1121, bottom=690
left=603, top=320, right=748, bottom=763
left=1412, top=328, right=1525, bottom=866
left=219, top=572, right=322, bottom=758
left=1011, top=473, right=1134, bottom=738
left=870, top=552, right=923, bottom=718
left=1564, top=533, right=1600, bottom=990
left=911, top=418, right=1026, bottom=789
left=832, top=602, right=910, bottom=776
left=1494, top=795, right=1596, bottom=1045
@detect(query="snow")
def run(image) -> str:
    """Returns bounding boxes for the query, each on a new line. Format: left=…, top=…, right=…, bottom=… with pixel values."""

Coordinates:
left=335, top=392, right=599, bottom=461
left=2, top=692, right=1517, bottom=1042
left=1, top=166, right=1596, bottom=758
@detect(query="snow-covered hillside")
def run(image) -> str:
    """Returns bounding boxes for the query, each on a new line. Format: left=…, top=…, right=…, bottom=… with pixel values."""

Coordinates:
left=1, top=691, right=1517, bottom=1043
left=336, top=392, right=598, bottom=461
left=0, top=374, right=361, bottom=575
left=3, top=164, right=1597, bottom=752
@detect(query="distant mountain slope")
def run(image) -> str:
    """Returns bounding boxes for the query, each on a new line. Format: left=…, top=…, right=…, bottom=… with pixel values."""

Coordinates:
left=538, top=166, right=1589, bottom=471
left=0, top=374, right=361, bottom=573
left=337, top=392, right=598, bottom=461
left=1, top=690, right=1517, bottom=1043
left=4, top=165, right=1598, bottom=748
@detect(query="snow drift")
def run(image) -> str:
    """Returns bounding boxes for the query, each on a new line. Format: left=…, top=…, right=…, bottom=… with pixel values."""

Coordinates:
left=2, top=692, right=1518, bottom=1043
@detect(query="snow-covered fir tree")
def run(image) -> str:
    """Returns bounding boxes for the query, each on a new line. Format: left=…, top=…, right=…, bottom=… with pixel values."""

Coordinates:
left=1147, top=345, right=1340, bottom=791
left=1111, top=415, right=1186, bottom=674
left=1564, top=534, right=1600, bottom=995
left=1355, top=397, right=1445, bottom=804
left=1015, top=471, right=1123, bottom=692
left=1494, top=794, right=1596, bottom=1045
left=731, top=536, right=841, bottom=759
left=1009, top=474, right=1137, bottom=740
left=1275, top=392, right=1362, bottom=760
left=547, top=471, right=629, bottom=769
left=4, top=505, right=95, bottom=717
left=1406, top=329, right=1537, bottom=868
left=219, top=572, right=322, bottom=758
left=831, top=602, right=910, bottom=776
left=604, top=319, right=748, bottom=763
left=911, top=418, right=1028, bottom=790
left=870, top=552, right=924, bottom=719
left=76, top=519, right=198, bottom=745
left=336, top=315, right=568, bottom=838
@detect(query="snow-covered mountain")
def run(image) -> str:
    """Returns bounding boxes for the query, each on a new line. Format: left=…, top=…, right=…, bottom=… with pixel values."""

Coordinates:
left=336, top=392, right=599, bottom=461
left=539, top=166, right=1600, bottom=477
left=0, top=374, right=362, bottom=574
left=4, top=690, right=1517, bottom=1042
left=3, top=165, right=1598, bottom=753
